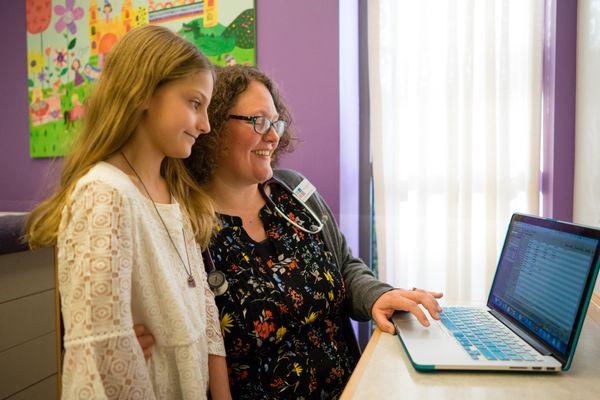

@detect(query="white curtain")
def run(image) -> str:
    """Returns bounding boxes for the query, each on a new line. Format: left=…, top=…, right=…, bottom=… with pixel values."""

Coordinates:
left=369, top=0, right=544, bottom=302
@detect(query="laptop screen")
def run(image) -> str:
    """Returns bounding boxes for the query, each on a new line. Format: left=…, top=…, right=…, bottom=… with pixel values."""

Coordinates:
left=488, top=214, right=600, bottom=359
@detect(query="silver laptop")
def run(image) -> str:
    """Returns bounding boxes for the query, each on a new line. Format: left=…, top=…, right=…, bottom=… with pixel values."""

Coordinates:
left=393, top=213, right=600, bottom=372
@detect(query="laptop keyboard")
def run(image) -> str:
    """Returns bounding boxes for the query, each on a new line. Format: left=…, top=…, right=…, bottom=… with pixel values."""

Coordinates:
left=440, top=307, right=543, bottom=361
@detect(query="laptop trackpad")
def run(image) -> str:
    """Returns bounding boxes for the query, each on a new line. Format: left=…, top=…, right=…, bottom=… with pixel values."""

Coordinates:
left=393, top=312, right=469, bottom=365
left=393, top=312, right=449, bottom=339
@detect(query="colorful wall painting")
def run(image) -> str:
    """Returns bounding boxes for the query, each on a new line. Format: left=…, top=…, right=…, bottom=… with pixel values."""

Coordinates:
left=25, top=0, right=256, bottom=158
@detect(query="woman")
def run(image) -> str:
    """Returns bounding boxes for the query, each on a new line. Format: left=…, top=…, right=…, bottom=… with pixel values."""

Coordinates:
left=26, top=26, right=230, bottom=399
left=139, top=65, right=443, bottom=398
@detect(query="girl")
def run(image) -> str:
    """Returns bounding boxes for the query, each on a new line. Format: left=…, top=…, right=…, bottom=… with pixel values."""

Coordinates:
left=26, top=25, right=230, bottom=399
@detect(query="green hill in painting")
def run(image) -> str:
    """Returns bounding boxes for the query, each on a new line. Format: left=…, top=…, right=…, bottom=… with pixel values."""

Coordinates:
left=222, top=9, right=255, bottom=49
left=178, top=9, right=255, bottom=65
left=181, top=18, right=226, bottom=38
left=180, top=18, right=234, bottom=57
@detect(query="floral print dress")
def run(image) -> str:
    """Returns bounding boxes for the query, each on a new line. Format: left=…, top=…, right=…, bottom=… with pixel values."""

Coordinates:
left=211, top=184, right=358, bottom=399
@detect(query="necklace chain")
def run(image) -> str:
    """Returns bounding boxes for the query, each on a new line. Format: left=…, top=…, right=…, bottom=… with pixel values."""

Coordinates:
left=120, top=152, right=196, bottom=287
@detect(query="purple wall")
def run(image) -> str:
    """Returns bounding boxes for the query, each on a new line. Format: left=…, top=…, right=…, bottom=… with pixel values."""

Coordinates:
left=541, top=0, right=577, bottom=221
left=0, top=1, right=58, bottom=211
left=256, top=1, right=340, bottom=217
left=0, top=1, right=343, bottom=219
left=338, top=1, right=360, bottom=252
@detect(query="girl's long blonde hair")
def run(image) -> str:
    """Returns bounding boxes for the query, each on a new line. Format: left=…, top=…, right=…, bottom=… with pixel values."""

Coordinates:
left=26, top=25, right=216, bottom=249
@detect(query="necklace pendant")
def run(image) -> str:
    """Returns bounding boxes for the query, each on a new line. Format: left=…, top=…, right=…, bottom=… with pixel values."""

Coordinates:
left=187, top=276, right=196, bottom=288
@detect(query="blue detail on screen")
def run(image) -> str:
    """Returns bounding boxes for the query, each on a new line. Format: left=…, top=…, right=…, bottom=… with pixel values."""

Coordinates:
left=490, top=221, right=598, bottom=355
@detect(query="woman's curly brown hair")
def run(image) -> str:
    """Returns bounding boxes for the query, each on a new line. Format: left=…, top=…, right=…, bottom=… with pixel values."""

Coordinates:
left=186, top=65, right=296, bottom=185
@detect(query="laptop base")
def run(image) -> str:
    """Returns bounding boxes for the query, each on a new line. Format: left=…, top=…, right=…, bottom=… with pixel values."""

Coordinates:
left=392, top=310, right=562, bottom=372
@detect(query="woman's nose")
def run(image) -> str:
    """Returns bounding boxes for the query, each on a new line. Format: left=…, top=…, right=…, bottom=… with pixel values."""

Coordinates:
left=263, top=124, right=280, bottom=143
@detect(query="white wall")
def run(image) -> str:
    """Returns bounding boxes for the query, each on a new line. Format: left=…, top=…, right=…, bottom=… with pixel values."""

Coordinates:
left=574, top=0, right=600, bottom=295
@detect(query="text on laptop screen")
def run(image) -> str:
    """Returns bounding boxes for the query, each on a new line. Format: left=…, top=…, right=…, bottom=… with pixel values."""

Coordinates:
left=489, top=220, right=598, bottom=356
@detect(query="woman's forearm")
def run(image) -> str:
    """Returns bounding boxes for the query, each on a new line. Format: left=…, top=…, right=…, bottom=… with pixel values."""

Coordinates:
left=208, top=354, right=231, bottom=400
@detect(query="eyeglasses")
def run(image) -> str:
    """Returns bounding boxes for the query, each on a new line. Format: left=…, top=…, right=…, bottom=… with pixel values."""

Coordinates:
left=228, top=115, right=287, bottom=137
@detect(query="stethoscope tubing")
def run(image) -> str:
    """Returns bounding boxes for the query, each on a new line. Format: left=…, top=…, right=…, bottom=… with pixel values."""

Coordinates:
left=203, top=177, right=327, bottom=284
left=258, top=177, right=326, bottom=235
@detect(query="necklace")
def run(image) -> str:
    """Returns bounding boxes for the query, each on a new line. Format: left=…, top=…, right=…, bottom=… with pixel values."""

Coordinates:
left=120, top=151, right=197, bottom=288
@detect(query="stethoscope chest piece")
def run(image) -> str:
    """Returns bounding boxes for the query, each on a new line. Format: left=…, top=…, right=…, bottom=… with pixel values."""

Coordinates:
left=207, top=270, right=228, bottom=296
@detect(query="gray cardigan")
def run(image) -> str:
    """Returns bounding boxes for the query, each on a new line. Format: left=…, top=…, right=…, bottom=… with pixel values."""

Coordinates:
left=273, top=169, right=393, bottom=322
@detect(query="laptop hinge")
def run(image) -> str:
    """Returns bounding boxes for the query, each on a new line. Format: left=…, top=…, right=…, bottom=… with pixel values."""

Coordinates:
left=488, top=309, right=552, bottom=356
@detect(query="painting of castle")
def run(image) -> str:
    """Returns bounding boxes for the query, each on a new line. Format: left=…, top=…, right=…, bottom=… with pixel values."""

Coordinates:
left=25, top=0, right=255, bottom=158
left=88, top=0, right=148, bottom=66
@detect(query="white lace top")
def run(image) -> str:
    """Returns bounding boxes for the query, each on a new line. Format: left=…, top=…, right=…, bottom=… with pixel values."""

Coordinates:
left=57, top=162, right=226, bottom=399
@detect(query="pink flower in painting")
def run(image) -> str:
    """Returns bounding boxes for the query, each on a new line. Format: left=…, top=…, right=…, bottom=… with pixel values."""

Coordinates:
left=54, top=0, right=84, bottom=35
left=26, top=0, right=52, bottom=34
left=54, top=49, right=68, bottom=67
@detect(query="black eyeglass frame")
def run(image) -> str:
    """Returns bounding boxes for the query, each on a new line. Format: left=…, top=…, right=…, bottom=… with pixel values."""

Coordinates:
left=228, top=114, right=286, bottom=137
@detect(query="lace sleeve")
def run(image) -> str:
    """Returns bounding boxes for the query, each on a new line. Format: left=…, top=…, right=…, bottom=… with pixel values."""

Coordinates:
left=199, top=245, right=226, bottom=357
left=59, top=181, right=156, bottom=399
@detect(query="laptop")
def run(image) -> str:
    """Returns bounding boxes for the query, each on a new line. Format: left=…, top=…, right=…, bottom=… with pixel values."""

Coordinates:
left=392, top=213, right=600, bottom=372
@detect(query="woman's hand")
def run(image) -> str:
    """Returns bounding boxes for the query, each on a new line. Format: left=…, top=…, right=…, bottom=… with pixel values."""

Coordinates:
left=371, top=288, right=444, bottom=334
left=134, top=323, right=156, bottom=360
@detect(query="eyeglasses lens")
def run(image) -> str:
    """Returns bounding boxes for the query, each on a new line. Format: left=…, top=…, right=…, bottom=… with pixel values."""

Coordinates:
left=273, top=121, right=286, bottom=136
left=252, top=116, right=286, bottom=136
left=253, top=116, right=268, bottom=134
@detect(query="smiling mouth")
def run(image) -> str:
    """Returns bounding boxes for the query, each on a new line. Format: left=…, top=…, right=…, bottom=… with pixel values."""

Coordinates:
left=184, top=131, right=198, bottom=140
left=252, top=150, right=272, bottom=157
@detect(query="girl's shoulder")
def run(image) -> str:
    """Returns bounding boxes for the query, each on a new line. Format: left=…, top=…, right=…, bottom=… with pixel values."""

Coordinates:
left=72, top=162, right=139, bottom=203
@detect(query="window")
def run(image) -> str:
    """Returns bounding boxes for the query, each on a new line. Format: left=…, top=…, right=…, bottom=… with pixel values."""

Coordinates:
left=368, top=0, right=544, bottom=301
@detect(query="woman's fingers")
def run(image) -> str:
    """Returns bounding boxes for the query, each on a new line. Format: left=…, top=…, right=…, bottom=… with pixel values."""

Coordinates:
left=137, top=332, right=155, bottom=350
left=403, top=289, right=443, bottom=318
left=134, top=323, right=148, bottom=336
left=372, top=289, right=445, bottom=332
left=372, top=308, right=396, bottom=334
left=373, top=291, right=430, bottom=328
left=134, top=323, right=155, bottom=354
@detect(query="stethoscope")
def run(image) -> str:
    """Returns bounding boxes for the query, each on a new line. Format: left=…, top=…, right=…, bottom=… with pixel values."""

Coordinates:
left=202, top=248, right=228, bottom=296
left=203, top=177, right=328, bottom=295
left=258, top=177, right=327, bottom=234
